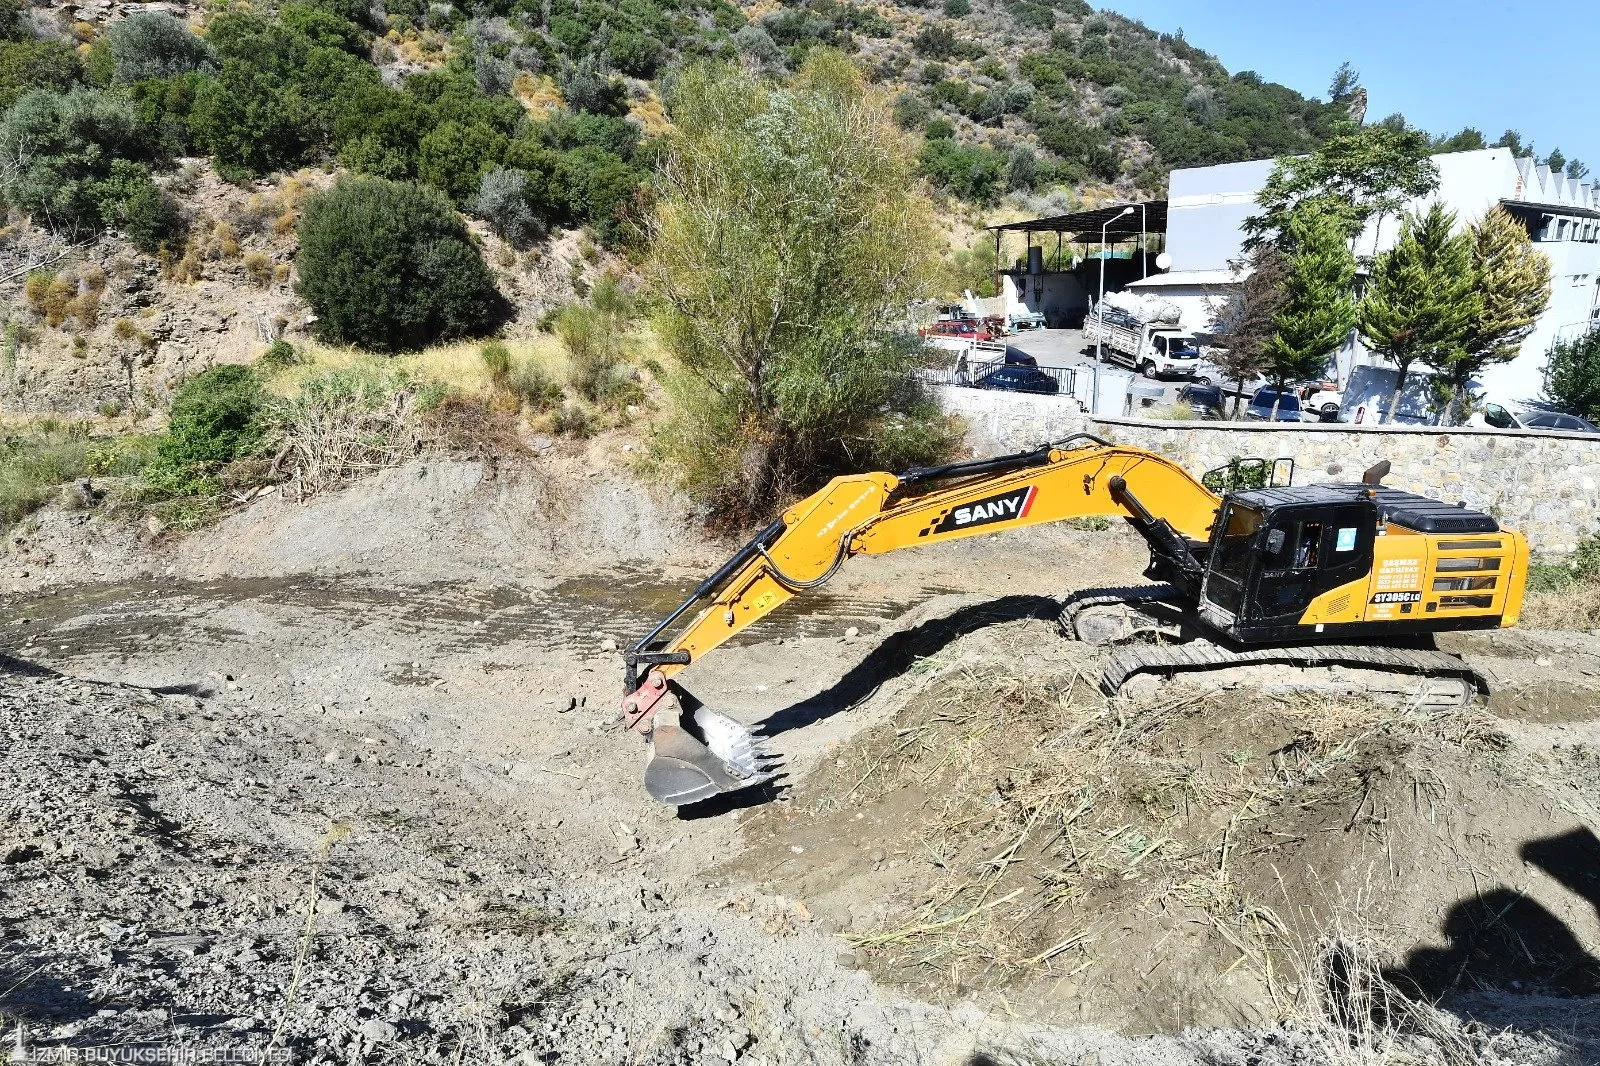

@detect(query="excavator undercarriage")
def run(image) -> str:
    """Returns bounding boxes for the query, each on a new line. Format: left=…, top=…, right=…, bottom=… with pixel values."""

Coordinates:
left=1061, top=584, right=1487, bottom=711
left=620, top=435, right=1528, bottom=806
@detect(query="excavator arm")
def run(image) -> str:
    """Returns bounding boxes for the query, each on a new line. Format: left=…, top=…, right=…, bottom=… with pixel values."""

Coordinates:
left=622, top=435, right=1223, bottom=805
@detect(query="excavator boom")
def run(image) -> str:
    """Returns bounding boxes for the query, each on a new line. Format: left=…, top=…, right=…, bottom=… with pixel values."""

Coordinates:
left=621, top=435, right=1220, bottom=804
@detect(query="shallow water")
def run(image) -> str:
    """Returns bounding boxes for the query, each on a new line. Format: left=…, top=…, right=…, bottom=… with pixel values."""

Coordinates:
left=0, top=568, right=938, bottom=663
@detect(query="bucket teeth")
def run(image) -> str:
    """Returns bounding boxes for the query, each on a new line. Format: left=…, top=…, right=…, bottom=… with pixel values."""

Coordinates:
left=641, top=687, right=776, bottom=806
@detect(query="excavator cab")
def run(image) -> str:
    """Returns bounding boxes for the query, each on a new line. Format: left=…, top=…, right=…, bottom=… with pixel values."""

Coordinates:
left=1198, top=491, right=1380, bottom=640
left=1194, top=484, right=1513, bottom=643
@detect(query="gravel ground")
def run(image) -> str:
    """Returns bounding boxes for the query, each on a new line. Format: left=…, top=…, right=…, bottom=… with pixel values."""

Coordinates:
left=1, top=459, right=1597, bottom=1064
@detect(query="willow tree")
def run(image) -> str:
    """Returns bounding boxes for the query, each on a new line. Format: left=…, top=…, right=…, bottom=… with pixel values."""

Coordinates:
left=649, top=50, right=952, bottom=521
left=1424, top=206, right=1551, bottom=423
left=1358, top=203, right=1478, bottom=423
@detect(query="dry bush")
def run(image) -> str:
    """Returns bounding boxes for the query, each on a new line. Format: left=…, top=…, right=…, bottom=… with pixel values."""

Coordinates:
left=1291, top=927, right=1481, bottom=1066
left=243, top=251, right=273, bottom=287
left=273, top=366, right=439, bottom=493
left=213, top=220, right=240, bottom=259
left=112, top=318, right=154, bottom=348
left=273, top=366, right=520, bottom=493
left=24, top=269, right=102, bottom=330
left=1521, top=581, right=1600, bottom=631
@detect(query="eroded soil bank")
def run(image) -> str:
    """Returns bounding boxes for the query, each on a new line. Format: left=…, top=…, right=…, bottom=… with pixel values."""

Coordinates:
left=2, top=458, right=1598, bottom=1065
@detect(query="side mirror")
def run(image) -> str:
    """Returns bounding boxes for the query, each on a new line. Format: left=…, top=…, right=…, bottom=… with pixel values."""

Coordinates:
left=1264, top=528, right=1286, bottom=555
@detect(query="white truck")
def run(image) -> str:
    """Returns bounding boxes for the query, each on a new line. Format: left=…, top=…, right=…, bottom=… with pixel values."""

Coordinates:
left=1083, top=308, right=1202, bottom=380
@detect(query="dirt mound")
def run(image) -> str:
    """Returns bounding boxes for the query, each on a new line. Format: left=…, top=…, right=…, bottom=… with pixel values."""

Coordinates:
left=727, top=616, right=1600, bottom=1056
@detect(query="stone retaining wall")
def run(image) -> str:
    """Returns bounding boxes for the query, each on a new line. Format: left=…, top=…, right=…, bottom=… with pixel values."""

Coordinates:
left=933, top=385, right=1600, bottom=553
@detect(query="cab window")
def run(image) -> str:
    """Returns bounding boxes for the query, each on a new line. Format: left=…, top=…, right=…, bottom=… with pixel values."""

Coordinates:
left=1262, top=520, right=1324, bottom=570
left=1212, top=504, right=1263, bottom=581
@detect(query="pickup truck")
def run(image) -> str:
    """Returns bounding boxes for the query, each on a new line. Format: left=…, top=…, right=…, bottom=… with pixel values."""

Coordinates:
left=1083, top=310, right=1201, bottom=379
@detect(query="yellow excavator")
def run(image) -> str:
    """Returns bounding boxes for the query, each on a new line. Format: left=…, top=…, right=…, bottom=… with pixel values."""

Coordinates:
left=621, top=435, right=1528, bottom=806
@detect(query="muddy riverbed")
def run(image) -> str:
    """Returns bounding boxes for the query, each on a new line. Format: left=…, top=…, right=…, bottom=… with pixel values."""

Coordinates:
left=2, top=458, right=1599, bottom=1065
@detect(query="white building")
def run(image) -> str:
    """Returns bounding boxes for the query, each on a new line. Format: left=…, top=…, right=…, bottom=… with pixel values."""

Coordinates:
left=1129, top=148, right=1600, bottom=403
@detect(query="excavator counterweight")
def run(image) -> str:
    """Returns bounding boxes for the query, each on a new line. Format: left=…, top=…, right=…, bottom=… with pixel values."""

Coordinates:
left=621, top=436, right=1528, bottom=806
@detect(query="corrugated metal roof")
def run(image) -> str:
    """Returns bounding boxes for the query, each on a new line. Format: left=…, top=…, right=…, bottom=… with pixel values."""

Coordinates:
left=986, top=200, right=1168, bottom=237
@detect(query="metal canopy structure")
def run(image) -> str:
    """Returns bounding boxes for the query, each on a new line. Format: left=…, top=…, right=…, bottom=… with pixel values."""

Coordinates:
left=985, top=199, right=1169, bottom=287
left=985, top=199, right=1168, bottom=238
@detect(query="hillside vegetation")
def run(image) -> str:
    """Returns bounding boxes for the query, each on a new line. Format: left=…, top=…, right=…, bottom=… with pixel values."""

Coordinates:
left=0, top=0, right=1368, bottom=265
left=0, top=0, right=1511, bottom=534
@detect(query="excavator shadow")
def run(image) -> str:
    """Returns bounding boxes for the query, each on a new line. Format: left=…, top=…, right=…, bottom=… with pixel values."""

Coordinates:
left=0, top=651, right=58, bottom=678
left=756, top=593, right=1061, bottom=739
left=1387, top=827, right=1600, bottom=997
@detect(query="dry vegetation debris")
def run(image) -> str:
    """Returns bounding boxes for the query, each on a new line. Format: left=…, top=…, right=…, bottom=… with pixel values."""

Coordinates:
left=740, top=628, right=1598, bottom=1047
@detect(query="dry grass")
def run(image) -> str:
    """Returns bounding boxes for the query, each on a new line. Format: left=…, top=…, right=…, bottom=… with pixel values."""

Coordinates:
left=1288, top=922, right=1483, bottom=1066
left=814, top=660, right=1464, bottom=1000
left=513, top=73, right=566, bottom=117
left=273, top=337, right=572, bottom=401
left=1521, top=578, right=1600, bottom=631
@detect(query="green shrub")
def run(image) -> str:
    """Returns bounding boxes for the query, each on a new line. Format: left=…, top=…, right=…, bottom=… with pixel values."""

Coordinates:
left=480, top=339, right=511, bottom=386
left=554, top=303, right=614, bottom=401
left=508, top=359, right=563, bottom=410
left=733, top=24, right=780, bottom=64
left=0, top=37, right=80, bottom=111
left=256, top=339, right=299, bottom=371
left=0, top=88, right=144, bottom=234
left=550, top=401, right=595, bottom=438
left=1529, top=535, right=1600, bottom=593
left=592, top=363, right=645, bottom=409
left=143, top=365, right=265, bottom=496
left=295, top=175, right=509, bottom=352
left=943, top=0, right=970, bottom=15
left=0, top=423, right=157, bottom=527
left=417, top=119, right=510, bottom=204
left=103, top=12, right=213, bottom=84
left=913, top=24, right=958, bottom=59
left=891, top=91, right=929, bottom=130
left=473, top=166, right=539, bottom=246
left=917, top=137, right=1007, bottom=203
left=1543, top=328, right=1600, bottom=423
left=101, top=168, right=186, bottom=254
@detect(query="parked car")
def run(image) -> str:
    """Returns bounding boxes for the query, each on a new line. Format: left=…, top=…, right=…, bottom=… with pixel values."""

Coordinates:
left=1001, top=346, right=1038, bottom=367
left=1301, top=383, right=1344, bottom=422
left=1191, top=356, right=1267, bottom=395
left=1482, top=404, right=1600, bottom=433
left=1176, top=383, right=1226, bottom=420
left=1244, top=387, right=1303, bottom=422
left=976, top=365, right=1059, bottom=395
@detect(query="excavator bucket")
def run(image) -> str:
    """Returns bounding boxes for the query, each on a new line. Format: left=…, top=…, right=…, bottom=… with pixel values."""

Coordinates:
left=640, top=684, right=774, bottom=806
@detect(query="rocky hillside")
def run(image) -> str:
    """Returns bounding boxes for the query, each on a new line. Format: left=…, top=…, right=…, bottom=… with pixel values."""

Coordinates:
left=0, top=0, right=1359, bottom=416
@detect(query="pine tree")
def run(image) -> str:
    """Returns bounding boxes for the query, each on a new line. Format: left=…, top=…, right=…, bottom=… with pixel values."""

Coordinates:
left=1263, top=207, right=1357, bottom=416
left=1425, top=206, right=1551, bottom=422
left=1543, top=329, right=1600, bottom=422
left=1358, top=203, right=1478, bottom=422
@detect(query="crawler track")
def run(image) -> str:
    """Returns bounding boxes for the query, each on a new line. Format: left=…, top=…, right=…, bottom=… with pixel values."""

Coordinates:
left=1060, top=585, right=1487, bottom=710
